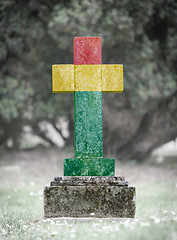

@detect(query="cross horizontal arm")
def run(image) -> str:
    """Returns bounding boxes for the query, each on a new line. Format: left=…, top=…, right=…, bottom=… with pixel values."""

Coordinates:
left=52, top=65, right=74, bottom=92
left=52, top=64, right=123, bottom=92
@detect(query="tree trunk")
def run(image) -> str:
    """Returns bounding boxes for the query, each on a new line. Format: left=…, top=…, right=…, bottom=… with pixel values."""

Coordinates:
left=103, top=90, right=177, bottom=161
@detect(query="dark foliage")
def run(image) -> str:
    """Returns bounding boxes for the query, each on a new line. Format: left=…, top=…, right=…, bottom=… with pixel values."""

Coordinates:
left=0, top=0, right=176, bottom=161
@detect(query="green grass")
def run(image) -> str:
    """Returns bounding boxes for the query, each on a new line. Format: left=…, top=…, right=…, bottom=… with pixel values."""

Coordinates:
left=0, top=180, right=177, bottom=240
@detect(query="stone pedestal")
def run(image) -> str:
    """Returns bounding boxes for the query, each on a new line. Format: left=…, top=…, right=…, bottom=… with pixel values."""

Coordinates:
left=44, top=176, right=136, bottom=218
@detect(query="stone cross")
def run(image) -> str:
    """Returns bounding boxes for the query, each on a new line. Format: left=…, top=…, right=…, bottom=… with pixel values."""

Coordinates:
left=52, top=37, right=123, bottom=176
left=44, top=40, right=135, bottom=219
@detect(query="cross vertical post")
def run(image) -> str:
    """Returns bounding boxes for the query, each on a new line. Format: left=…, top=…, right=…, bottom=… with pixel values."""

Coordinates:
left=74, top=37, right=103, bottom=160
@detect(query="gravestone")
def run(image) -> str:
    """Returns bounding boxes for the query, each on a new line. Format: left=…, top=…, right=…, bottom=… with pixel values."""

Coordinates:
left=44, top=37, right=136, bottom=218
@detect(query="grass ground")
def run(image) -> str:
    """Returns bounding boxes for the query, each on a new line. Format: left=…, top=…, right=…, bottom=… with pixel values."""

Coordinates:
left=0, top=147, right=177, bottom=240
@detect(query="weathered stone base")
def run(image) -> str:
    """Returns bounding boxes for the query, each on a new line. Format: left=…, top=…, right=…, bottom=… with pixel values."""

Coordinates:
left=44, top=177, right=136, bottom=218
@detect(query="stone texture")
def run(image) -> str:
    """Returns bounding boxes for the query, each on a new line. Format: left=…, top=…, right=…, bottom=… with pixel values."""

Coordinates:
left=44, top=176, right=136, bottom=218
left=52, top=176, right=127, bottom=186
left=102, top=64, right=123, bottom=92
left=74, top=37, right=102, bottom=65
left=75, top=65, right=101, bottom=91
left=74, top=91, right=103, bottom=159
left=64, top=158, right=115, bottom=176
left=52, top=64, right=74, bottom=92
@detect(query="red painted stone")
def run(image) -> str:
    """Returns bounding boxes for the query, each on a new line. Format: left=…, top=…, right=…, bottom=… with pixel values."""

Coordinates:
left=74, top=37, right=102, bottom=65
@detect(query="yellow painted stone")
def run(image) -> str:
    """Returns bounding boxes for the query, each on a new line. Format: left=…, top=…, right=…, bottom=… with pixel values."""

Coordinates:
left=52, top=65, right=74, bottom=92
left=75, top=65, right=101, bottom=91
left=101, top=65, right=123, bottom=92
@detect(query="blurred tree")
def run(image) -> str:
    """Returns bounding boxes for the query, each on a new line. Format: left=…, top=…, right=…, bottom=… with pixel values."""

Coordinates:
left=0, top=0, right=176, bottom=161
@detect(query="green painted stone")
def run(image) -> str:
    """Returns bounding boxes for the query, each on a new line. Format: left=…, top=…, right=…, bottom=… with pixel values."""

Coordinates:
left=74, top=91, right=103, bottom=158
left=64, top=158, right=115, bottom=176
left=63, top=91, right=115, bottom=176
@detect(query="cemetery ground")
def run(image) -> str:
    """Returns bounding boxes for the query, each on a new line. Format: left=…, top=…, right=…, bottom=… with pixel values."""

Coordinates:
left=0, top=147, right=177, bottom=240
